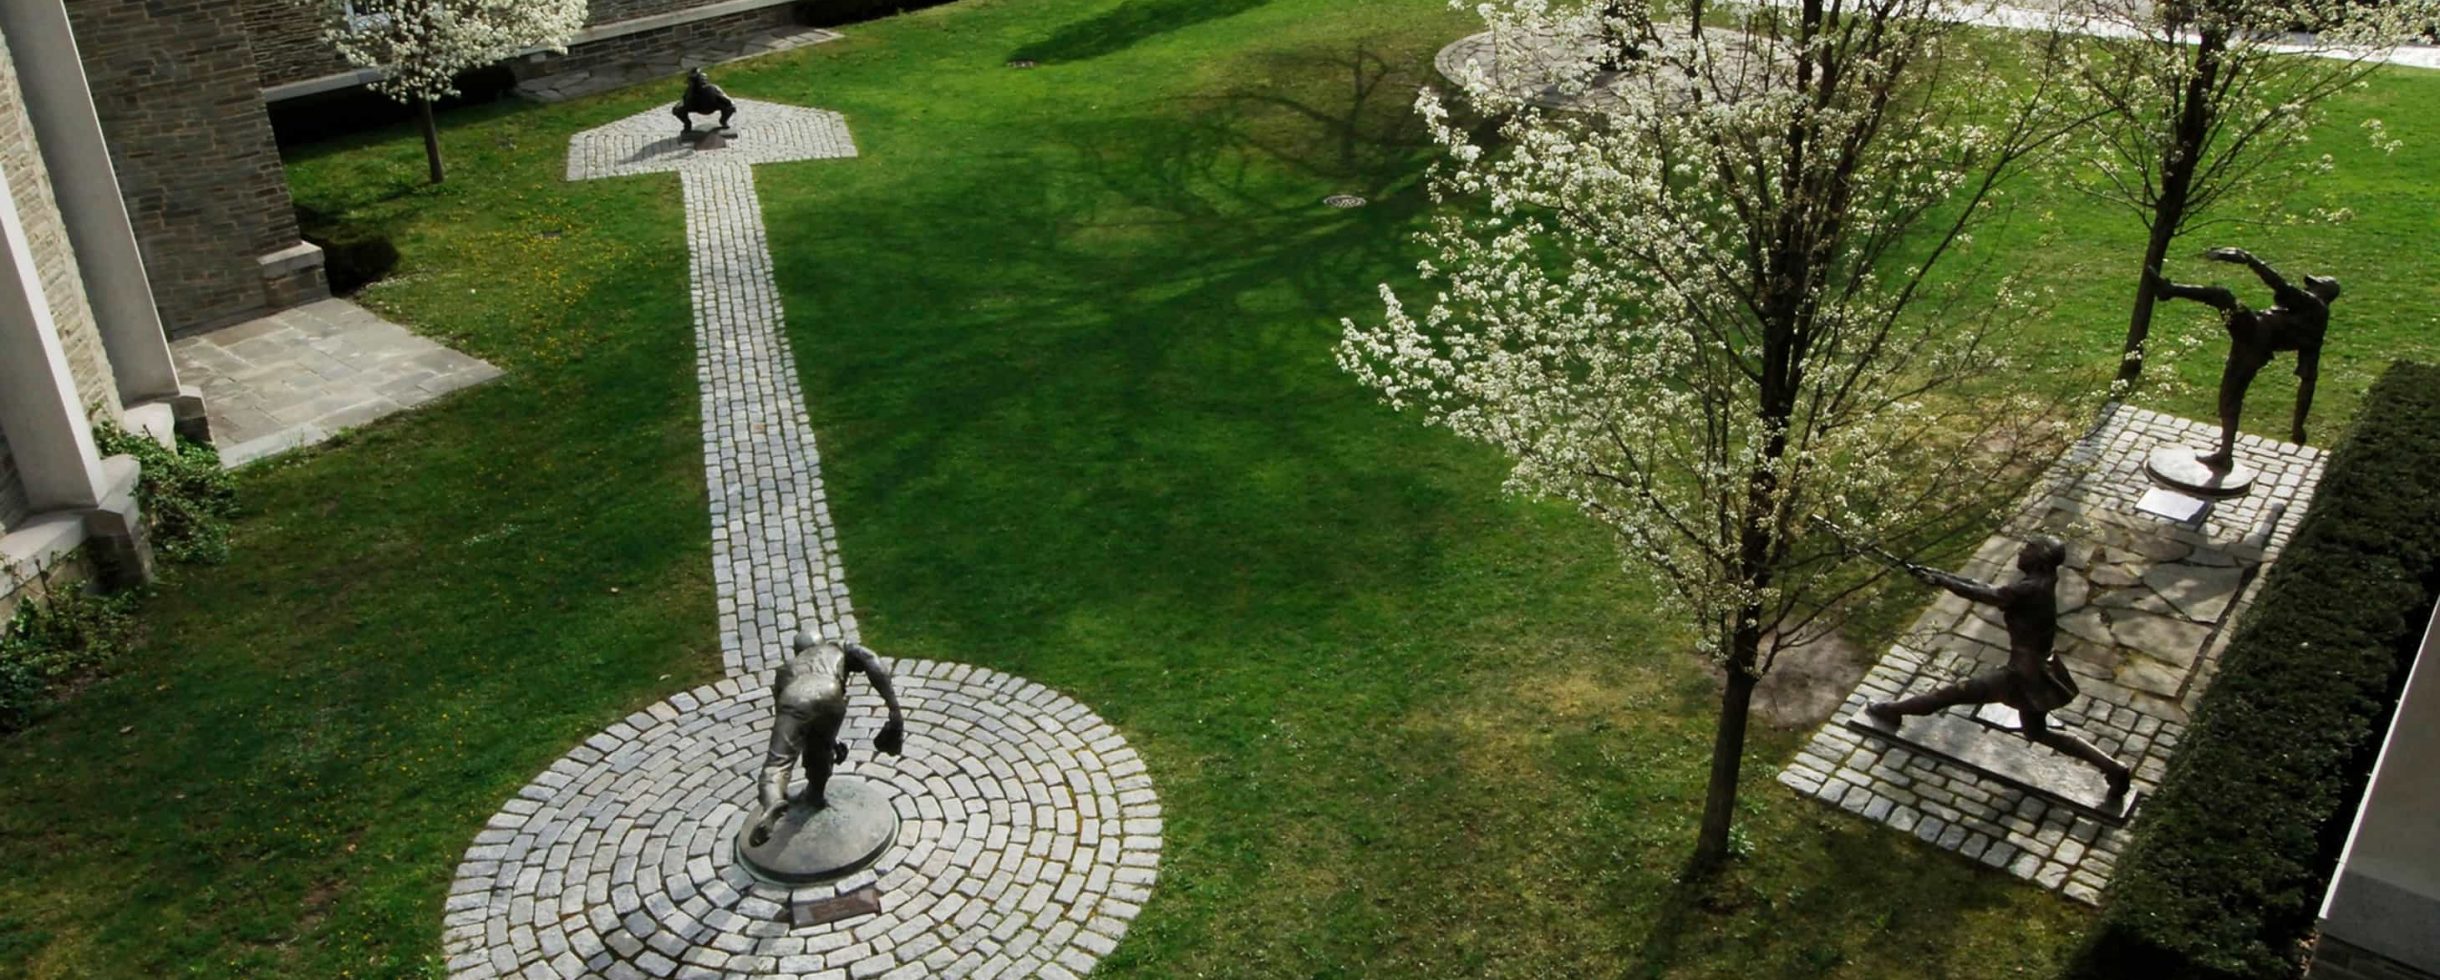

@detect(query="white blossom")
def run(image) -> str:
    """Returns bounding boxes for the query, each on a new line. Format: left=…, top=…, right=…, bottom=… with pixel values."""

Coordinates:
left=307, top=0, right=589, bottom=105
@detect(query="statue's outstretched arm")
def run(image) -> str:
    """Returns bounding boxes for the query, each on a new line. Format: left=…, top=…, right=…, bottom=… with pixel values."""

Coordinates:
left=2208, top=247, right=2292, bottom=294
left=845, top=643, right=907, bottom=755
left=1912, top=564, right=2006, bottom=605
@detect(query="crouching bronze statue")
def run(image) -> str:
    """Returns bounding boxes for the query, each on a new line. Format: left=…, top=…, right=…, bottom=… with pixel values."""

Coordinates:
left=675, top=68, right=738, bottom=136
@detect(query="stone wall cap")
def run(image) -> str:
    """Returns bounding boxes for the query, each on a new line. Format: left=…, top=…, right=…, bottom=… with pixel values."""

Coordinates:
left=257, top=242, right=326, bottom=278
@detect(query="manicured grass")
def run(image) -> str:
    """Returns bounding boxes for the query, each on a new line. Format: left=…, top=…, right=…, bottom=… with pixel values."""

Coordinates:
left=2, top=0, right=2434, bottom=976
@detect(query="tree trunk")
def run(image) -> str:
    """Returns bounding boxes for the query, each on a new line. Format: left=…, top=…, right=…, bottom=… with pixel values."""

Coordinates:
left=418, top=99, right=446, bottom=185
left=2118, top=205, right=2185, bottom=385
left=2114, top=27, right=2223, bottom=385
left=1692, top=629, right=1761, bottom=870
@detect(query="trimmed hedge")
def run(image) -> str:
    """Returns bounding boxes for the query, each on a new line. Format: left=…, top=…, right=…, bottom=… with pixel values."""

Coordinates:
left=2072, top=361, right=2440, bottom=979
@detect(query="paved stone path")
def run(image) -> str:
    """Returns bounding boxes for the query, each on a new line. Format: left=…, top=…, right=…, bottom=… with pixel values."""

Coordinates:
left=517, top=26, right=844, bottom=104
left=443, top=101, right=1160, bottom=978
left=1779, top=405, right=2326, bottom=904
left=171, top=299, right=502, bottom=467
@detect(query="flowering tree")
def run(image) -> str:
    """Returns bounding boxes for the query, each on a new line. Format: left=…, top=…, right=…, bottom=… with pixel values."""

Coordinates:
left=2068, top=0, right=2437, bottom=385
left=1341, top=0, right=2085, bottom=869
left=309, top=0, right=589, bottom=183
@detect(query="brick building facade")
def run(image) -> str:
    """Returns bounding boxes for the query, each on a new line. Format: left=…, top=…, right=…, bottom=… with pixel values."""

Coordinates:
left=67, top=0, right=326, bottom=340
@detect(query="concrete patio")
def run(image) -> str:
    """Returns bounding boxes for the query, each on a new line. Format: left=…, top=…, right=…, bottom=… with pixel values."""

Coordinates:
left=170, top=299, right=503, bottom=467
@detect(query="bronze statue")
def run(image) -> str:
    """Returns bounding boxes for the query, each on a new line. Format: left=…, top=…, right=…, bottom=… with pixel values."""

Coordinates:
left=674, top=68, right=738, bottom=136
left=2151, top=247, right=2339, bottom=469
left=1866, top=537, right=2133, bottom=798
left=746, top=634, right=905, bottom=848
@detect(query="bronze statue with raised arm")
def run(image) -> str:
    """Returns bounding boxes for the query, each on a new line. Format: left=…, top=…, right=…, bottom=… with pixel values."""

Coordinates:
left=2151, top=247, right=2339, bottom=469
left=1866, top=537, right=2133, bottom=799
left=747, top=634, right=905, bottom=848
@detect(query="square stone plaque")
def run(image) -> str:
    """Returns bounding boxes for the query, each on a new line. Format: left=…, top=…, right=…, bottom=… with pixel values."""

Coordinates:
left=1848, top=708, right=2137, bottom=824
left=2136, top=486, right=2212, bottom=526
left=791, top=885, right=882, bottom=927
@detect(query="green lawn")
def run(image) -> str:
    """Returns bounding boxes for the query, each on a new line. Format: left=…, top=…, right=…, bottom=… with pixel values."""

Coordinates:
left=3, top=0, right=2435, bottom=976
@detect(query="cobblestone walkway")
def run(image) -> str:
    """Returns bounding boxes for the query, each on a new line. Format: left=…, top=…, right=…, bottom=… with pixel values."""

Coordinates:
left=442, top=101, right=1161, bottom=978
left=1779, top=405, right=2325, bottom=903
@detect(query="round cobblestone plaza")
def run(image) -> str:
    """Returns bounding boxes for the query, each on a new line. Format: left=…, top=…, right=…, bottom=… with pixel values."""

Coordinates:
left=443, top=659, right=1162, bottom=979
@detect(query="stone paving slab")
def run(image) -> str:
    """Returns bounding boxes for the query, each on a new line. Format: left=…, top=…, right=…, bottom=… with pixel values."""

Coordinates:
left=1779, top=404, right=2326, bottom=903
left=171, top=299, right=502, bottom=467
left=516, top=25, right=845, bottom=104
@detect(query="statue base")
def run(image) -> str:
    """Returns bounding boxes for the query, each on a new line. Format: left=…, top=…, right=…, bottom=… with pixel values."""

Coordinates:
left=1847, top=708, right=2137, bottom=824
left=2143, top=446, right=2255, bottom=499
left=734, top=776, right=901, bottom=886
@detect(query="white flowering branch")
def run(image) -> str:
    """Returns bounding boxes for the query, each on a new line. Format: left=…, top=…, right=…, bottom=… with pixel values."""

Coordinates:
left=303, top=0, right=588, bottom=182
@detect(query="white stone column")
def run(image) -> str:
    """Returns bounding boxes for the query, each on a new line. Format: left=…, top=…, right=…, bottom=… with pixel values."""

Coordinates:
left=0, top=0, right=189, bottom=411
left=0, top=150, right=149, bottom=585
left=0, top=153, right=105, bottom=513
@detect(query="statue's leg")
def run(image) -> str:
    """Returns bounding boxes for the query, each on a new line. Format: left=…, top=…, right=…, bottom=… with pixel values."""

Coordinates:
left=2019, top=710, right=2132, bottom=797
left=674, top=104, right=692, bottom=135
left=799, top=704, right=846, bottom=809
left=2157, top=280, right=2238, bottom=311
left=1868, top=672, right=2003, bottom=725
left=2204, top=345, right=2266, bottom=468
left=719, top=106, right=735, bottom=132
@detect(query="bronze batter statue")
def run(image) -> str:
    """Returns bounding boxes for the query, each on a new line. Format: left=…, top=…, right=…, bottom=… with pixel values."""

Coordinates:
left=2150, top=247, right=2339, bottom=470
left=674, top=68, right=738, bottom=136
left=1867, top=537, right=2133, bottom=799
left=746, top=634, right=905, bottom=848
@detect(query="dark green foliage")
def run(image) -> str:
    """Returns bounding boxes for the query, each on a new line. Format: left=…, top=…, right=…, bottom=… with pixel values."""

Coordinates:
left=92, top=424, right=239, bottom=565
left=0, top=583, right=135, bottom=732
left=2073, top=361, right=2440, bottom=980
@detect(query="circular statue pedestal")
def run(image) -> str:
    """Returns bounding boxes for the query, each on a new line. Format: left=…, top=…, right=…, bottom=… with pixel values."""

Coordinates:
left=2144, top=446, right=2257, bottom=498
left=735, top=776, right=900, bottom=885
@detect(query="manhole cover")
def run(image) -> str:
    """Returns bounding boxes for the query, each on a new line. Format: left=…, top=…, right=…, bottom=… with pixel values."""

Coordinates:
left=1007, top=59, right=1038, bottom=69
left=1324, top=194, right=1368, bottom=209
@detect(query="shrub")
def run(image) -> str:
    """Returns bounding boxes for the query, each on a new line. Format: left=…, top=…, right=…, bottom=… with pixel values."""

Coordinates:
left=2071, top=361, right=2440, bottom=979
left=0, top=582, right=135, bottom=731
left=93, top=423, right=239, bottom=565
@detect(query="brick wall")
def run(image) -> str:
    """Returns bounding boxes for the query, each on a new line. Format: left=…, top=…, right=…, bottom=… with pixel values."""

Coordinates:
left=511, top=4, right=797, bottom=85
left=68, top=0, right=318, bottom=337
left=0, top=34, right=116, bottom=424
left=252, top=1, right=802, bottom=93
left=2314, top=936, right=2440, bottom=980
left=595, top=0, right=738, bottom=22
left=242, top=0, right=351, bottom=91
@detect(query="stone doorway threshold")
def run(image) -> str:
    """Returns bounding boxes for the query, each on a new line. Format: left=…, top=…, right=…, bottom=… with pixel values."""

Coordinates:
left=170, top=299, right=503, bottom=468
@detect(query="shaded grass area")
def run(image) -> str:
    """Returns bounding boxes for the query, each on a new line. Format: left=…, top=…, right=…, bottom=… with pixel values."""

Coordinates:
left=4, top=0, right=2434, bottom=975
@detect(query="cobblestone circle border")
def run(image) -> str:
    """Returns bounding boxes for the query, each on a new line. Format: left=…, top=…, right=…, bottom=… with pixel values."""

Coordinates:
left=442, top=660, right=1162, bottom=979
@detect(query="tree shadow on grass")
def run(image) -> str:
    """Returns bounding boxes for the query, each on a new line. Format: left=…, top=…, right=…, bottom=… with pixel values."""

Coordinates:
left=1010, top=0, right=1275, bottom=64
